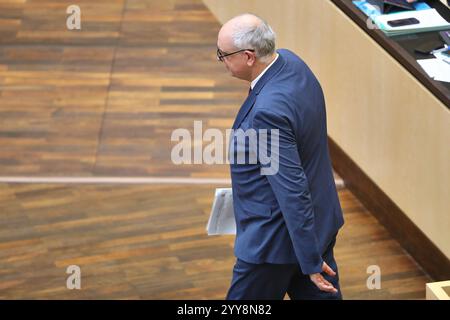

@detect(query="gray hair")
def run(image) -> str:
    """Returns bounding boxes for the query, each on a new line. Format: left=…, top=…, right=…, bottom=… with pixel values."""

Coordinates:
left=231, top=14, right=276, bottom=63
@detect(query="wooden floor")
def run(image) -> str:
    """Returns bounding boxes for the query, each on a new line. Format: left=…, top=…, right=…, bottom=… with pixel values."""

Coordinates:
left=0, top=184, right=431, bottom=299
left=0, top=0, right=431, bottom=299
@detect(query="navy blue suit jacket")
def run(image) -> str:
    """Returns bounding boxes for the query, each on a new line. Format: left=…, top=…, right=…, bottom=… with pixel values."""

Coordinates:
left=229, top=49, right=344, bottom=275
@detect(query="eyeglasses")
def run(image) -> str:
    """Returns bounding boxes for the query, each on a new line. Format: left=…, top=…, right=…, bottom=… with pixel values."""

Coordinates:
left=216, top=48, right=255, bottom=62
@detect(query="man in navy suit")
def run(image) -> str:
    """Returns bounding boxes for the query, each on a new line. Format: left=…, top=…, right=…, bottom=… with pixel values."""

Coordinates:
left=217, top=13, right=345, bottom=300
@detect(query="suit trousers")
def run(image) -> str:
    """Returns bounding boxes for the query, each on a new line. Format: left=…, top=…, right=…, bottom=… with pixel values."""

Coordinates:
left=226, top=236, right=342, bottom=300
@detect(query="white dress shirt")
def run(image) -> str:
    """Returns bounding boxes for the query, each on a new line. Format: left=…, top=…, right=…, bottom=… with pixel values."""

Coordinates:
left=250, top=53, right=279, bottom=90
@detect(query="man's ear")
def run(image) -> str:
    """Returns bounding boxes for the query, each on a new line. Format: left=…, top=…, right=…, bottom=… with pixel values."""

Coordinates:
left=246, top=51, right=256, bottom=66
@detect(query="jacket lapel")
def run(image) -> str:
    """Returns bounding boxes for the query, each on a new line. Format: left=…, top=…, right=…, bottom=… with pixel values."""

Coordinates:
left=232, top=51, right=285, bottom=130
left=232, top=92, right=256, bottom=130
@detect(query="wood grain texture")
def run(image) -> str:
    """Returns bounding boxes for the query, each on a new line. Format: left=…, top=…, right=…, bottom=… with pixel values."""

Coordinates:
left=0, top=0, right=245, bottom=177
left=0, top=0, right=431, bottom=299
left=0, top=184, right=431, bottom=299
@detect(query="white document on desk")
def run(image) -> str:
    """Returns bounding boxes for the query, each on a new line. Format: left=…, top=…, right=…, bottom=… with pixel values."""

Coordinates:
left=206, top=188, right=236, bottom=235
left=375, top=9, right=450, bottom=36
left=417, top=58, right=450, bottom=83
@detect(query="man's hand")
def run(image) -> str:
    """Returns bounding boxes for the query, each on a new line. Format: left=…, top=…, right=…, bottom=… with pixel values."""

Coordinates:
left=309, top=262, right=338, bottom=293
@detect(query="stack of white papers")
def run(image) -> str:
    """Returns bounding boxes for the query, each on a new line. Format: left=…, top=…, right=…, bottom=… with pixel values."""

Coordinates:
left=433, top=46, right=450, bottom=64
left=417, top=58, right=450, bottom=82
left=206, top=188, right=236, bottom=235
left=375, top=9, right=450, bottom=36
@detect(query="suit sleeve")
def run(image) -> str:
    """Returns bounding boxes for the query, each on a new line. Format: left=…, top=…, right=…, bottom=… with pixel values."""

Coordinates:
left=252, top=107, right=323, bottom=275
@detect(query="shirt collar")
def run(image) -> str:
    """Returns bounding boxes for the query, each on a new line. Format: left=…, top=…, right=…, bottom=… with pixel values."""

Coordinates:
left=250, top=53, right=279, bottom=90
